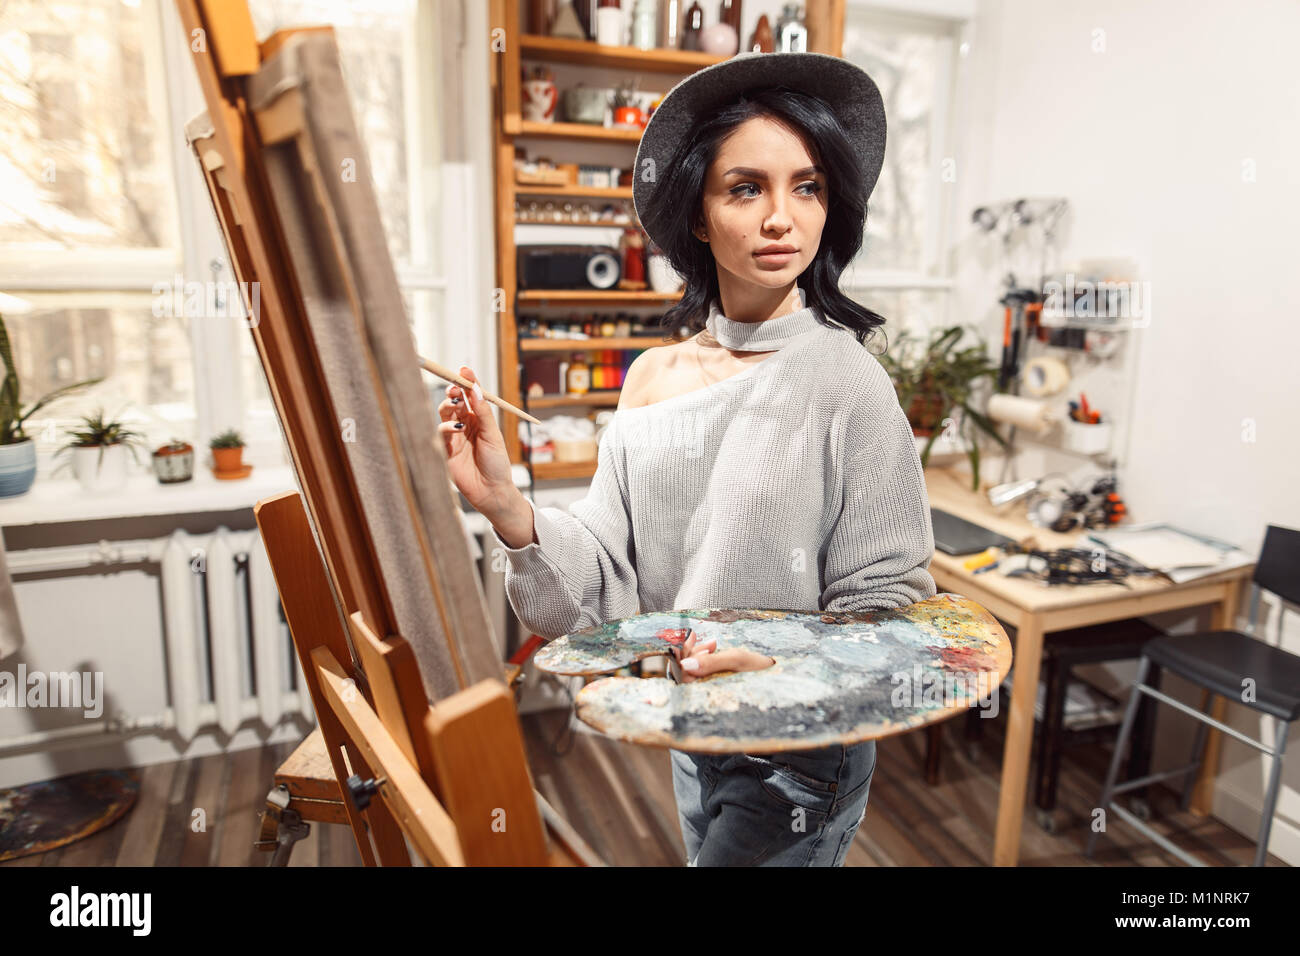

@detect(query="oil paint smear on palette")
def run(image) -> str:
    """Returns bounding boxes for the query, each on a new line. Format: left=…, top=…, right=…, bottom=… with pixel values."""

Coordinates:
left=533, top=593, right=1012, bottom=753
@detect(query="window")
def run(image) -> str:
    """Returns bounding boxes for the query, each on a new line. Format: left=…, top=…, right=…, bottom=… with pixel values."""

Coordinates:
left=1, top=0, right=454, bottom=493
left=839, top=1, right=969, bottom=329
left=1, top=0, right=191, bottom=456
left=242, top=0, right=445, bottom=448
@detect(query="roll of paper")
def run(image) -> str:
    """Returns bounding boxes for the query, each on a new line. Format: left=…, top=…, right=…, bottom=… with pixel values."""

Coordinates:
left=988, top=393, right=1057, bottom=434
left=1020, top=355, right=1071, bottom=397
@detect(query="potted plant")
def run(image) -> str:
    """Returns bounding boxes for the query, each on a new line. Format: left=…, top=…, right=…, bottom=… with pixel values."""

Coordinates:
left=0, top=311, right=102, bottom=497
left=54, top=408, right=145, bottom=494
left=151, top=438, right=195, bottom=484
left=209, top=428, right=248, bottom=478
left=876, top=324, right=1008, bottom=490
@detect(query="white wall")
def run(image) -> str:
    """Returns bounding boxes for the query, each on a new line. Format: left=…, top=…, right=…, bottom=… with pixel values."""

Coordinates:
left=948, top=0, right=1300, bottom=862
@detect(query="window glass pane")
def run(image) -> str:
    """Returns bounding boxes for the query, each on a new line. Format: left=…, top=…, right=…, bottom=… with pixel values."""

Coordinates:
left=237, top=321, right=290, bottom=462
left=842, top=13, right=947, bottom=273
left=8, top=300, right=197, bottom=465
left=853, top=289, right=952, bottom=339
left=0, top=0, right=178, bottom=250
left=249, top=0, right=419, bottom=267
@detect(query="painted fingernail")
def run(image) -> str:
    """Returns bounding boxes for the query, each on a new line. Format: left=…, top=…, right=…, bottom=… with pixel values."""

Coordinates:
left=451, top=397, right=461, bottom=405
left=682, top=658, right=699, bottom=672
left=453, top=422, right=465, bottom=430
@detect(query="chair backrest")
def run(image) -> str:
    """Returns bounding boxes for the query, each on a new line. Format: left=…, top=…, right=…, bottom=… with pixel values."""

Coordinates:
left=1248, top=525, right=1300, bottom=635
left=1253, top=525, right=1300, bottom=606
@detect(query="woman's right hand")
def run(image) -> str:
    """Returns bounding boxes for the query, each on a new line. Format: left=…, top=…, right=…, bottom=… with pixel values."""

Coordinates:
left=437, top=365, right=517, bottom=519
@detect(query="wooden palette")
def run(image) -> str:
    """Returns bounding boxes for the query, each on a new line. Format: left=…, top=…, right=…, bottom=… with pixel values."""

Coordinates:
left=534, top=593, right=1012, bottom=753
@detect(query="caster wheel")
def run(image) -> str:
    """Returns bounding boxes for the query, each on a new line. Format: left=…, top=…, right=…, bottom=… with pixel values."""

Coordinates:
left=1035, top=808, right=1057, bottom=833
left=1129, top=796, right=1152, bottom=821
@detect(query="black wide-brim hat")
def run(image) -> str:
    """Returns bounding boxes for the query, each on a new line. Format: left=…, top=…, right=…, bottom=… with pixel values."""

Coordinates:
left=632, top=51, right=886, bottom=250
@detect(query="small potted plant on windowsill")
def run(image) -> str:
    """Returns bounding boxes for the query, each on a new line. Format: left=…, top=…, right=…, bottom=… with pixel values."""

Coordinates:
left=53, top=409, right=146, bottom=495
left=209, top=428, right=251, bottom=480
left=151, top=438, right=195, bottom=484
left=877, top=324, right=1008, bottom=491
left=1, top=310, right=102, bottom=497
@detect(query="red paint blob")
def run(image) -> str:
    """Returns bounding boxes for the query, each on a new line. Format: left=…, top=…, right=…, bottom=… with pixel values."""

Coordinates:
left=934, top=645, right=994, bottom=671
left=658, top=627, right=691, bottom=647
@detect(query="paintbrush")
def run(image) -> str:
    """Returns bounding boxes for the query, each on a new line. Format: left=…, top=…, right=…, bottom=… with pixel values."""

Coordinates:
left=417, top=355, right=542, bottom=425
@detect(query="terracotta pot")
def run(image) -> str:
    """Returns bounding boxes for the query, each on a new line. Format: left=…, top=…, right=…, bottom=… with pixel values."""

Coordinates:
left=906, top=394, right=946, bottom=437
left=212, top=446, right=244, bottom=472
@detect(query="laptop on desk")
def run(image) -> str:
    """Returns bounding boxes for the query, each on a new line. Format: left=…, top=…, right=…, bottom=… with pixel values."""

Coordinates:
left=931, top=507, right=1016, bottom=556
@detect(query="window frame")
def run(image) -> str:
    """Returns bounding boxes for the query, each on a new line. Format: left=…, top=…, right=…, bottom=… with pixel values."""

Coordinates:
left=5, top=0, right=462, bottom=497
left=840, top=0, right=974, bottom=307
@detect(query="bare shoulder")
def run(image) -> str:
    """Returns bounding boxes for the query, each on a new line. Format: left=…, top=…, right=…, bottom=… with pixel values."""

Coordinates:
left=617, top=337, right=696, bottom=410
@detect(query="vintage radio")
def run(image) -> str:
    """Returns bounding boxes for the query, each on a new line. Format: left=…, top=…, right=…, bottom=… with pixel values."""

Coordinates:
left=517, top=244, right=621, bottom=290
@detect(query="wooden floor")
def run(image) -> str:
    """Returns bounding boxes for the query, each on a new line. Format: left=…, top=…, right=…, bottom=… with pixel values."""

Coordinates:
left=3, top=707, right=1284, bottom=867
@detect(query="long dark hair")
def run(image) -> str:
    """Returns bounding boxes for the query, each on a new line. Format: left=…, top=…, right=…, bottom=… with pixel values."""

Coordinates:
left=641, top=86, right=886, bottom=348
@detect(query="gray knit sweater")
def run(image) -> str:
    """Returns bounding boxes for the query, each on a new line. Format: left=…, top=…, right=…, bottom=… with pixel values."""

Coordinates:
left=491, top=301, right=937, bottom=640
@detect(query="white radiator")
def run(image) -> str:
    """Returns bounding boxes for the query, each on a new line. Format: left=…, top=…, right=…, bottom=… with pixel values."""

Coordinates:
left=5, top=516, right=508, bottom=754
left=6, top=527, right=316, bottom=745
left=159, top=527, right=315, bottom=740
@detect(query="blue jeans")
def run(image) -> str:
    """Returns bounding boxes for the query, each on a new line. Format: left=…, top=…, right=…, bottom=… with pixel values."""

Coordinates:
left=670, top=739, right=877, bottom=866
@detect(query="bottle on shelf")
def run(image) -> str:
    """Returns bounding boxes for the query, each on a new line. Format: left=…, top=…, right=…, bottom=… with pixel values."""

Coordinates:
left=595, top=0, right=624, bottom=47
left=660, top=0, right=684, bottom=49
left=631, top=0, right=657, bottom=50
left=681, top=2, right=704, bottom=50
left=776, top=3, right=807, bottom=52
left=566, top=351, right=591, bottom=395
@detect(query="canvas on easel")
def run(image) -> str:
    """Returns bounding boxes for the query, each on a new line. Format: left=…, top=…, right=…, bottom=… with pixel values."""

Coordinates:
left=175, top=0, right=597, bottom=866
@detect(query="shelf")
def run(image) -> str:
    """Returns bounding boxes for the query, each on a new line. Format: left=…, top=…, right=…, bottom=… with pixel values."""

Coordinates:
left=516, top=218, right=634, bottom=227
left=519, top=336, right=674, bottom=352
left=526, top=390, right=621, bottom=409
left=513, top=184, right=634, bottom=199
left=517, top=289, right=682, bottom=305
left=531, top=459, right=597, bottom=481
left=519, top=34, right=729, bottom=73
left=517, top=120, right=644, bottom=143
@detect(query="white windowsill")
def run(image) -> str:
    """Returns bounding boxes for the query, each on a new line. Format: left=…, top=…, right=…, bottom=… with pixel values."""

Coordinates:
left=0, top=465, right=300, bottom=528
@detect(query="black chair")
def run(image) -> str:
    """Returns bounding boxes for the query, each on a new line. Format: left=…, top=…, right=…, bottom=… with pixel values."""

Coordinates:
left=1086, top=524, right=1300, bottom=866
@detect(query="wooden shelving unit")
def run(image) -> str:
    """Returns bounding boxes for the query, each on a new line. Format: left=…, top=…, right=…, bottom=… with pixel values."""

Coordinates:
left=515, top=184, right=633, bottom=199
left=489, top=0, right=845, bottom=481
left=517, top=34, right=729, bottom=73
left=520, top=336, right=677, bottom=352
left=489, top=0, right=724, bottom=482
left=518, top=120, right=645, bottom=143
left=516, top=290, right=681, bottom=305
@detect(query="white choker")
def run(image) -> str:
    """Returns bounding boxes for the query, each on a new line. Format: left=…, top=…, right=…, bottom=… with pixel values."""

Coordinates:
left=704, top=294, right=822, bottom=352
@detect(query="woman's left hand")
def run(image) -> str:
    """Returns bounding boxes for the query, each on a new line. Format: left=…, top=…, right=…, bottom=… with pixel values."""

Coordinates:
left=672, top=630, right=776, bottom=683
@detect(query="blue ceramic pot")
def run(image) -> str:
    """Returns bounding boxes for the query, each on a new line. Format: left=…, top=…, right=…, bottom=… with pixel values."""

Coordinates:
left=0, top=438, right=36, bottom=497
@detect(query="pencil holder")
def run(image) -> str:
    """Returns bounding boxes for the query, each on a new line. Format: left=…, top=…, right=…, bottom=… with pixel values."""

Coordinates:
left=1062, top=419, right=1111, bottom=455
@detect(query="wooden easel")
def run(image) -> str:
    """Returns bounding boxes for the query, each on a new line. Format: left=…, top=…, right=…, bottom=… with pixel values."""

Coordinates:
left=175, top=0, right=599, bottom=866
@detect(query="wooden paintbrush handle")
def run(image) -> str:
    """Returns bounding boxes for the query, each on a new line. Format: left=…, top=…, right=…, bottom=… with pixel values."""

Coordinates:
left=418, top=355, right=541, bottom=425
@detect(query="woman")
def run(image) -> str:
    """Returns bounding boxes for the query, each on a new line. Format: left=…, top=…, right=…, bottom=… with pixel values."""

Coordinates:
left=440, top=52, right=936, bottom=866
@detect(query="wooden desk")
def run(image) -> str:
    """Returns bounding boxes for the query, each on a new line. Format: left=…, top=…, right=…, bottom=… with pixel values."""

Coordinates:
left=923, top=467, right=1254, bottom=866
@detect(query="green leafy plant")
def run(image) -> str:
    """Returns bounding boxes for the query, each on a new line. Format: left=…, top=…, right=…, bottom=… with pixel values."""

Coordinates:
left=209, top=428, right=245, bottom=450
left=877, top=324, right=1008, bottom=490
left=1, top=312, right=102, bottom=444
left=54, top=408, right=146, bottom=474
